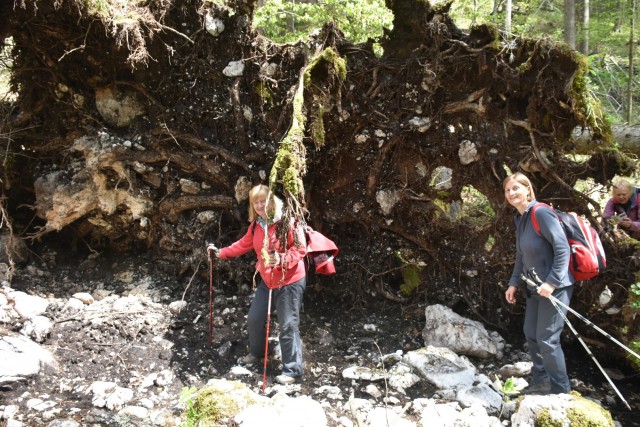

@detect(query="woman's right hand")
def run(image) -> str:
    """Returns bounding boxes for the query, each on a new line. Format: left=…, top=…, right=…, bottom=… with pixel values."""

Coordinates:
left=505, top=286, right=517, bottom=305
left=619, top=216, right=632, bottom=228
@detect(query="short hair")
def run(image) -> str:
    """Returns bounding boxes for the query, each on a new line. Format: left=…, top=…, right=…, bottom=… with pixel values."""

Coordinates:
left=248, top=184, right=283, bottom=222
left=503, top=172, right=536, bottom=202
left=612, top=179, right=632, bottom=196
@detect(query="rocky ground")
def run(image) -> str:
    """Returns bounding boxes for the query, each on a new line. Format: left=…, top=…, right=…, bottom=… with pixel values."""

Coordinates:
left=1, top=245, right=640, bottom=426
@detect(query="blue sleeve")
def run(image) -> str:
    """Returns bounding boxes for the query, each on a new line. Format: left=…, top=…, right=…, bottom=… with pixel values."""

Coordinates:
left=508, top=216, right=524, bottom=287
left=535, top=206, right=571, bottom=287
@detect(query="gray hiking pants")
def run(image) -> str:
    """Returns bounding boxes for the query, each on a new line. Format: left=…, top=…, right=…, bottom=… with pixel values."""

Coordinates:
left=523, top=285, right=574, bottom=393
left=247, top=277, right=306, bottom=378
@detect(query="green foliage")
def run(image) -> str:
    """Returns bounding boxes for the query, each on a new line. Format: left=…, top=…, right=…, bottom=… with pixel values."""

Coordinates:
left=179, top=386, right=198, bottom=427
left=396, top=250, right=426, bottom=296
left=493, top=376, right=524, bottom=419
left=461, top=185, right=495, bottom=227
left=494, top=376, right=525, bottom=397
left=629, top=282, right=640, bottom=309
left=254, top=0, right=393, bottom=44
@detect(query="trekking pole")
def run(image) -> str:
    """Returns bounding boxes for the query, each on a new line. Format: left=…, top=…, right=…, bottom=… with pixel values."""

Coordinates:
left=261, top=287, right=274, bottom=395
left=521, top=273, right=632, bottom=410
left=527, top=269, right=640, bottom=361
left=207, top=244, right=218, bottom=348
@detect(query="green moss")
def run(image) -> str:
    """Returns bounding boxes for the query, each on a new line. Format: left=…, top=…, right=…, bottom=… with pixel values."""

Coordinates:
left=182, top=382, right=255, bottom=426
left=431, top=0, right=453, bottom=14
left=270, top=47, right=346, bottom=198
left=400, top=263, right=422, bottom=296
left=537, top=409, right=565, bottom=427
left=303, top=47, right=347, bottom=88
left=536, top=394, right=614, bottom=427
left=567, top=393, right=614, bottom=427
left=310, top=101, right=326, bottom=147
left=469, top=23, right=500, bottom=50
left=563, top=48, right=612, bottom=143
left=255, top=81, right=273, bottom=106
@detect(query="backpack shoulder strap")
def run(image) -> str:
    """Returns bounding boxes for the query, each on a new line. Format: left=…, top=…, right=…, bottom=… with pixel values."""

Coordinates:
left=250, top=219, right=257, bottom=235
left=530, top=202, right=552, bottom=236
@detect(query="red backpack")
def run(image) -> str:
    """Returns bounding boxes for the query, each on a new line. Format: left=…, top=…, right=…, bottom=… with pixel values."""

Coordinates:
left=531, top=203, right=606, bottom=281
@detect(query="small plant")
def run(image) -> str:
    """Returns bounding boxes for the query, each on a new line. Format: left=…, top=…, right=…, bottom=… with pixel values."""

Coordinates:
left=179, top=386, right=199, bottom=427
left=494, top=376, right=525, bottom=419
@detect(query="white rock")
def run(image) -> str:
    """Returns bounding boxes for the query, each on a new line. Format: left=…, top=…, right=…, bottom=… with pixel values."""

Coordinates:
left=21, top=315, right=53, bottom=343
left=169, top=300, right=187, bottom=314
left=430, top=166, right=453, bottom=190
left=65, top=298, right=85, bottom=310
left=342, top=366, right=386, bottom=382
left=197, top=210, right=216, bottom=224
left=260, top=62, right=278, bottom=77
left=119, top=405, right=149, bottom=420
left=403, top=346, right=477, bottom=390
left=205, top=13, right=225, bottom=36
left=459, top=140, right=480, bottom=165
left=422, top=304, right=503, bottom=358
left=7, top=291, right=49, bottom=319
left=0, top=334, right=57, bottom=380
left=376, top=189, right=401, bottom=216
left=598, top=286, right=612, bottom=307
left=366, top=406, right=413, bottom=427
left=498, top=361, right=532, bottom=378
left=408, top=117, right=432, bottom=132
left=364, top=384, right=382, bottom=399
left=235, top=176, right=252, bottom=203
left=223, top=61, right=245, bottom=77
left=72, top=292, right=94, bottom=304
left=88, top=381, right=134, bottom=411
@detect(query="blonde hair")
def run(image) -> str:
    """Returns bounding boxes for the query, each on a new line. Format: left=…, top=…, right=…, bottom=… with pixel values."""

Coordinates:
left=503, top=172, right=536, bottom=202
left=612, top=179, right=632, bottom=197
left=248, top=184, right=283, bottom=222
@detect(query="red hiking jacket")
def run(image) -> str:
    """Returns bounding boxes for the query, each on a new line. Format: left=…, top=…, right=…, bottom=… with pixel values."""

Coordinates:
left=218, top=220, right=307, bottom=288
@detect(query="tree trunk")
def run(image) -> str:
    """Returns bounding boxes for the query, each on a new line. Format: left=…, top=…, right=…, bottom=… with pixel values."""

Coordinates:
left=572, top=124, right=640, bottom=153
left=579, top=0, right=589, bottom=54
left=564, top=0, right=576, bottom=49
left=616, top=0, right=625, bottom=32
left=629, top=0, right=636, bottom=123
left=505, top=0, right=512, bottom=33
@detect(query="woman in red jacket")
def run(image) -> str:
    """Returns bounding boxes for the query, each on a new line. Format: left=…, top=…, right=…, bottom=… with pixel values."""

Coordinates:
left=214, top=185, right=307, bottom=385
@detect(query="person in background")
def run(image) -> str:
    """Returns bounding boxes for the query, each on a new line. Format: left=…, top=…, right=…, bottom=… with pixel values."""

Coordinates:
left=503, top=172, right=574, bottom=395
left=602, top=178, right=640, bottom=239
left=211, top=184, right=307, bottom=385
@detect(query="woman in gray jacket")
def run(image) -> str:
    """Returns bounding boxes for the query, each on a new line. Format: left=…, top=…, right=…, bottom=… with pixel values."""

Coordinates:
left=503, top=172, right=574, bottom=395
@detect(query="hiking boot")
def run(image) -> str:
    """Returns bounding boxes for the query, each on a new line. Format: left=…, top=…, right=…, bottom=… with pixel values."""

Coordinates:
left=239, top=353, right=259, bottom=365
left=520, top=380, right=552, bottom=395
left=275, top=374, right=298, bottom=385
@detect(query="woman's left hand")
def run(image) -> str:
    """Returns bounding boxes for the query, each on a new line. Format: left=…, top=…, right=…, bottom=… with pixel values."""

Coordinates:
left=537, top=282, right=556, bottom=298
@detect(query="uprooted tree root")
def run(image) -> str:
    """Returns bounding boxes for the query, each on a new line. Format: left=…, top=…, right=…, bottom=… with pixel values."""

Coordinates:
left=0, top=0, right=638, bottom=365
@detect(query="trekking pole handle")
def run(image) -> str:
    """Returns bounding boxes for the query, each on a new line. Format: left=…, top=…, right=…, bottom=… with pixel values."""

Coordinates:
left=520, top=274, right=539, bottom=289
left=207, top=243, right=219, bottom=258
left=528, top=268, right=543, bottom=286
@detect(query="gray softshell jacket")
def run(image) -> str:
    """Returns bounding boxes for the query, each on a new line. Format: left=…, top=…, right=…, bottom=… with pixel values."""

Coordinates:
left=508, top=200, right=575, bottom=289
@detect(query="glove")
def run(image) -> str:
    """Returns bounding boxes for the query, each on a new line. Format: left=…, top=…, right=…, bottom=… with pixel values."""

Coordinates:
left=207, top=243, right=219, bottom=254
